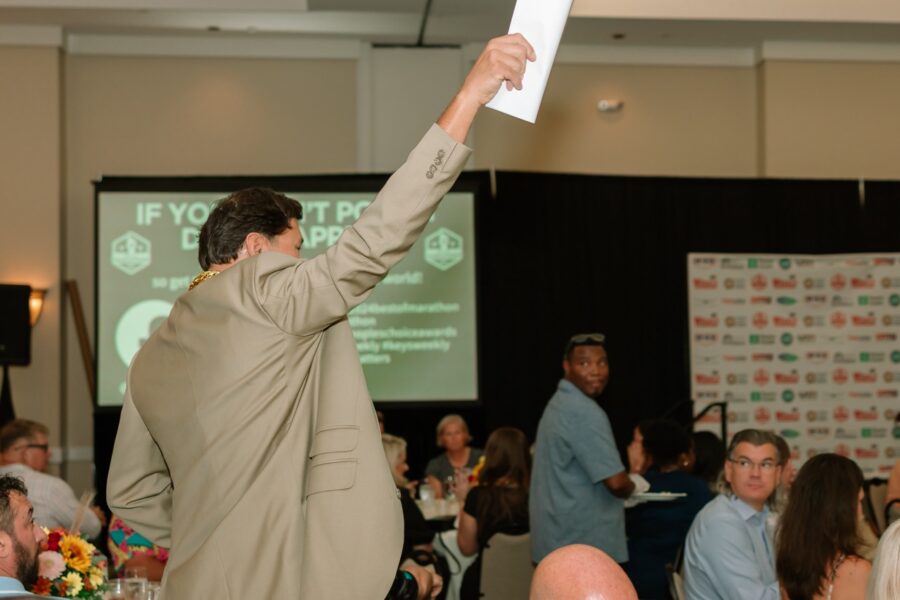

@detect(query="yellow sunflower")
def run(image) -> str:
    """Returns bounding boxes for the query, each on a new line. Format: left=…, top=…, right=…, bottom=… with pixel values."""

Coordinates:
left=59, top=535, right=92, bottom=572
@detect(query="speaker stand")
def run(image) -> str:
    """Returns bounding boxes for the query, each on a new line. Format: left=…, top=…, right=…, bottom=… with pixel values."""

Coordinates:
left=0, top=364, right=15, bottom=426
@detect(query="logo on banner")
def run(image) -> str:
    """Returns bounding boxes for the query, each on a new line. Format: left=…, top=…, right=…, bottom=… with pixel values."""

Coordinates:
left=831, top=274, right=847, bottom=290
left=833, top=368, right=849, bottom=385
left=424, top=227, right=464, bottom=271
left=831, top=312, right=847, bottom=328
left=834, top=406, right=850, bottom=422
left=852, top=276, right=875, bottom=289
left=111, top=231, right=152, bottom=276
left=751, top=274, right=767, bottom=290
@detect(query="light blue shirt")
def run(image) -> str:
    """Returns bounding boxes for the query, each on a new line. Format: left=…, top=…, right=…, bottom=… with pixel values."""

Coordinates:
left=530, top=379, right=626, bottom=563
left=0, top=576, right=58, bottom=598
left=683, top=494, right=780, bottom=600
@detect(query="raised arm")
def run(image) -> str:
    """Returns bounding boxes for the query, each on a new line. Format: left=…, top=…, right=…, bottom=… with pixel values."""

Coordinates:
left=437, top=33, right=536, bottom=143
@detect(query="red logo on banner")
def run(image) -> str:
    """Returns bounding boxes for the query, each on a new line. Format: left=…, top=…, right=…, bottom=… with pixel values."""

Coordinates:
left=851, top=276, right=875, bottom=289
left=877, top=333, right=898, bottom=341
left=831, top=274, right=847, bottom=290
left=694, top=315, right=719, bottom=328
left=856, top=447, right=880, bottom=459
left=753, top=313, right=769, bottom=329
left=693, top=277, right=717, bottom=290
left=854, top=408, right=878, bottom=421
left=831, top=312, right=847, bottom=328
left=852, top=314, right=876, bottom=327
left=832, top=368, right=849, bottom=385
left=773, top=315, right=797, bottom=327
left=878, top=390, right=899, bottom=398
left=774, top=372, right=799, bottom=384
left=753, top=369, right=770, bottom=385
left=854, top=371, right=877, bottom=383
left=695, top=373, right=721, bottom=385
left=751, top=274, right=768, bottom=290
left=773, top=277, right=796, bottom=289
left=750, top=296, right=772, bottom=305
left=776, top=410, right=800, bottom=422
left=875, top=257, right=896, bottom=266
left=754, top=407, right=771, bottom=424
left=833, top=406, right=850, bottom=422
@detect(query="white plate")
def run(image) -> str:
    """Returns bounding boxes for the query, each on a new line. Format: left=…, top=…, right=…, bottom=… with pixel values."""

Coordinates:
left=633, top=492, right=688, bottom=501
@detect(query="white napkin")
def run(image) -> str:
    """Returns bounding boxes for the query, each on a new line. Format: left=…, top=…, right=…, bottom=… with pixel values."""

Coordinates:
left=623, top=474, right=651, bottom=508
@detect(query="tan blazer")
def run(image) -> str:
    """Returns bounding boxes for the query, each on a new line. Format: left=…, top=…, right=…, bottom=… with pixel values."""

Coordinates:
left=107, top=125, right=471, bottom=600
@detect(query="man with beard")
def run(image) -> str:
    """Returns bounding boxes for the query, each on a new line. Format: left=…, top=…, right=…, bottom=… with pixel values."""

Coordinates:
left=0, top=475, right=47, bottom=597
left=530, top=333, right=645, bottom=566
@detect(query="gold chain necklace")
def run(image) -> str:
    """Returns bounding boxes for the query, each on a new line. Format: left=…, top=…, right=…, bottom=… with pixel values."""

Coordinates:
left=189, top=270, right=221, bottom=290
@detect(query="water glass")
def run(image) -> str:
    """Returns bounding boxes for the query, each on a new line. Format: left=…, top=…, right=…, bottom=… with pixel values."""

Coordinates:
left=124, top=566, right=148, bottom=600
left=104, top=580, right=127, bottom=600
left=418, top=483, right=434, bottom=502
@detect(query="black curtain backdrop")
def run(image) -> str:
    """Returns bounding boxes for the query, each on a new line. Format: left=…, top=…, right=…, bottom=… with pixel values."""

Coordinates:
left=94, top=172, right=900, bottom=502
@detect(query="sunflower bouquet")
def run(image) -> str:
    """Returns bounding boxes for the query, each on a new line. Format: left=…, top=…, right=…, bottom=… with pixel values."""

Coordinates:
left=32, top=528, right=108, bottom=599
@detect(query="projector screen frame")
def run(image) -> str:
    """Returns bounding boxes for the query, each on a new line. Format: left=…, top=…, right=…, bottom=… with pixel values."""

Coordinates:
left=93, top=171, right=490, bottom=413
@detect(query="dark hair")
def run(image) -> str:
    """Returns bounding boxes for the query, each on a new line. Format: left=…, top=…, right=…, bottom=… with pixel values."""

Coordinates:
left=0, top=475, right=28, bottom=536
left=727, top=429, right=782, bottom=463
left=642, top=419, right=690, bottom=469
left=474, top=427, right=531, bottom=546
left=0, top=420, right=48, bottom=453
left=773, top=434, right=791, bottom=467
left=198, top=187, right=303, bottom=270
left=776, top=453, right=864, bottom=599
left=691, top=431, right=725, bottom=485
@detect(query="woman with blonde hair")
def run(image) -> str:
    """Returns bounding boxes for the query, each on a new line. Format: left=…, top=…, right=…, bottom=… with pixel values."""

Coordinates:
left=425, top=414, right=483, bottom=499
left=867, top=519, right=900, bottom=599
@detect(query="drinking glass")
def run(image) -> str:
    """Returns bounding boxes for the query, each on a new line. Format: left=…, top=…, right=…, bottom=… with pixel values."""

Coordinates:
left=105, top=580, right=127, bottom=600
left=418, top=483, right=434, bottom=502
left=124, top=566, right=148, bottom=600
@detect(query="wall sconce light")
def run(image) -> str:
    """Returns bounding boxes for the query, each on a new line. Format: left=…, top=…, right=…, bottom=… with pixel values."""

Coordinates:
left=29, top=289, right=46, bottom=327
left=597, top=99, right=625, bottom=113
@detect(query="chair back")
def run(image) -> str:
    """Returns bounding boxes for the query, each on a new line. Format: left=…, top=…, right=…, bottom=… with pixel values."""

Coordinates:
left=479, top=532, right=533, bottom=599
left=864, top=477, right=889, bottom=535
left=665, top=564, right=686, bottom=600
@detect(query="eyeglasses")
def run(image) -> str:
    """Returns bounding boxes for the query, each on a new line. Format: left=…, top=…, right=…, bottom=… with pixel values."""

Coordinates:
left=564, top=333, right=606, bottom=357
left=26, top=444, right=49, bottom=452
left=728, top=457, right=777, bottom=472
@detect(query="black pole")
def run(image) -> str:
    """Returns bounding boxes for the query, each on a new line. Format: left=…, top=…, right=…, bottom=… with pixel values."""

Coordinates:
left=0, top=364, right=14, bottom=427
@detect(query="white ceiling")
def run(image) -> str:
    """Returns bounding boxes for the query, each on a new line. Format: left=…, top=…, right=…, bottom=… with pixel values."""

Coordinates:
left=1, top=0, right=900, bottom=49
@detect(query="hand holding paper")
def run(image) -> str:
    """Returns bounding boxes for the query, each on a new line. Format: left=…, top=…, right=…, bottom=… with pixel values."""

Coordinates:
left=437, top=33, right=535, bottom=142
left=487, top=0, right=574, bottom=123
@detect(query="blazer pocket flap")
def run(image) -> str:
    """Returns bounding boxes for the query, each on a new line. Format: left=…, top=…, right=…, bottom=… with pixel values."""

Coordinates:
left=307, top=458, right=357, bottom=497
left=310, top=425, right=359, bottom=457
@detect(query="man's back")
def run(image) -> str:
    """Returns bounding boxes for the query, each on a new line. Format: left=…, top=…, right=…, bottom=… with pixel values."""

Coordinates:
left=108, top=124, right=473, bottom=599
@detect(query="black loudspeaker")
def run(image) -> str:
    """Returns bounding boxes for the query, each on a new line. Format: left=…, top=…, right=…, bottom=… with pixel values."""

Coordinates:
left=0, top=285, right=31, bottom=366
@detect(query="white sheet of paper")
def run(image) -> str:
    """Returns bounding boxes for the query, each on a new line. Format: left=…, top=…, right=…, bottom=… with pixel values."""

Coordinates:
left=486, top=0, right=574, bottom=123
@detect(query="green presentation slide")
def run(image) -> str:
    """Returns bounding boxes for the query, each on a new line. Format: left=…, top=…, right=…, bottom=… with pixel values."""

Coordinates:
left=97, top=189, right=478, bottom=406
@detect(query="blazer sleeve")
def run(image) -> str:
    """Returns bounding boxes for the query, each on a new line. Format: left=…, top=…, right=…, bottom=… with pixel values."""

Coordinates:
left=107, top=382, right=173, bottom=548
left=256, top=124, right=472, bottom=335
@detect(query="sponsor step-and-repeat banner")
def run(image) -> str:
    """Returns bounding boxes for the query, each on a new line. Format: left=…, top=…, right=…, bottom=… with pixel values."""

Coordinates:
left=689, top=253, right=900, bottom=476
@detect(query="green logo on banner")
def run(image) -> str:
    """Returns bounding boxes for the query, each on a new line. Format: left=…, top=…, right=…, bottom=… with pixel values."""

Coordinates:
left=777, top=296, right=797, bottom=305
left=782, top=390, right=794, bottom=402
left=749, top=259, right=758, bottom=268
left=892, top=351, right=900, bottom=364
left=779, top=259, right=791, bottom=270
left=862, top=428, right=873, bottom=438
left=779, top=353, right=798, bottom=362
left=751, top=391, right=761, bottom=402
left=781, top=429, right=800, bottom=438
left=859, top=296, right=869, bottom=306
left=861, top=352, right=871, bottom=362
left=891, top=294, right=900, bottom=307
left=750, top=335, right=760, bottom=345
left=781, top=333, right=793, bottom=346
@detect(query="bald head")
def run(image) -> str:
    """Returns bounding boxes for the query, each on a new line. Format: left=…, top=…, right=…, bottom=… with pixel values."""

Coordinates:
left=530, top=545, right=638, bottom=600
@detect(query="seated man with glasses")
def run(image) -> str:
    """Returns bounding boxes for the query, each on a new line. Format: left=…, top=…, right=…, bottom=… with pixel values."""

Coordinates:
left=0, top=419, right=105, bottom=539
left=683, top=429, right=783, bottom=600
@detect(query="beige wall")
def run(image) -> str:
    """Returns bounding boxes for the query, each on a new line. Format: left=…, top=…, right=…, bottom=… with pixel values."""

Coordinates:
left=5, top=42, right=900, bottom=496
left=474, top=63, right=759, bottom=177
left=761, top=60, right=900, bottom=179
left=63, top=54, right=357, bottom=492
left=0, top=46, right=62, bottom=455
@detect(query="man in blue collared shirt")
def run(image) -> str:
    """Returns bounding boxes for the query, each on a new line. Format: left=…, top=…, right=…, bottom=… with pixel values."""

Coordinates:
left=683, top=429, right=783, bottom=600
left=530, top=333, right=642, bottom=565
left=0, top=475, right=54, bottom=598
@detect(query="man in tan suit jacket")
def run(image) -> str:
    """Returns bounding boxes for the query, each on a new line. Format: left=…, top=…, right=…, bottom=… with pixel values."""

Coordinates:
left=107, top=34, right=535, bottom=600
